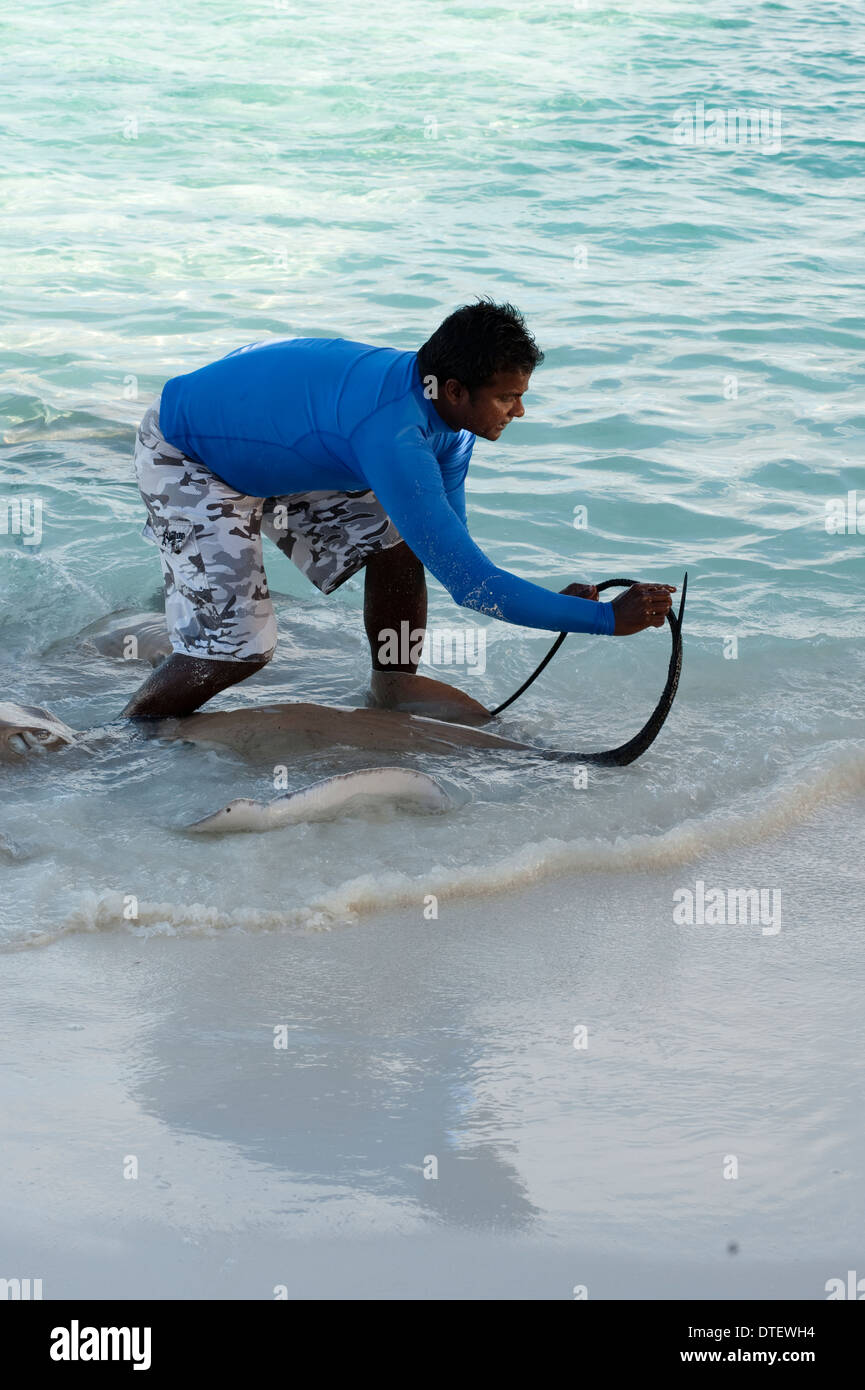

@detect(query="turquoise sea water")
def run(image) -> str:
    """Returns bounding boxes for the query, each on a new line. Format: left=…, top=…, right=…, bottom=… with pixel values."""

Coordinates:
left=1, top=0, right=864, bottom=1293
left=2, top=0, right=863, bottom=938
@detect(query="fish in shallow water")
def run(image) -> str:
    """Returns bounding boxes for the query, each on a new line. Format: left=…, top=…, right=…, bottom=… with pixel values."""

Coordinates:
left=186, top=765, right=452, bottom=833
left=0, top=702, right=77, bottom=760
left=161, top=702, right=529, bottom=760
left=45, top=609, right=173, bottom=668
left=166, top=574, right=687, bottom=768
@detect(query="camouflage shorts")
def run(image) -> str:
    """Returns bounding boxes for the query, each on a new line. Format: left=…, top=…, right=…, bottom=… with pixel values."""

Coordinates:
left=133, top=395, right=402, bottom=662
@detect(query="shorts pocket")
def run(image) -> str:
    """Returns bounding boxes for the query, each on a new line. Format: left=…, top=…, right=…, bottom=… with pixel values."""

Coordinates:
left=149, top=516, right=217, bottom=613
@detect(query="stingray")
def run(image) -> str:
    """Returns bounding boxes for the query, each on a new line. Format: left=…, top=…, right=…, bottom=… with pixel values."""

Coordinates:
left=159, top=701, right=530, bottom=760
left=0, top=702, right=78, bottom=761
left=5, top=581, right=686, bottom=837
left=169, top=578, right=687, bottom=829
left=165, top=576, right=688, bottom=769
left=49, top=609, right=173, bottom=667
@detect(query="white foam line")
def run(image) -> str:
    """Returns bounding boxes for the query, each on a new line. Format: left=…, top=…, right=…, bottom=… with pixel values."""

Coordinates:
left=6, top=750, right=864, bottom=950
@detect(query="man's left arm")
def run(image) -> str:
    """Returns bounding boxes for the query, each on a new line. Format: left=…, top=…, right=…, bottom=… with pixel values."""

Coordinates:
left=440, top=432, right=600, bottom=606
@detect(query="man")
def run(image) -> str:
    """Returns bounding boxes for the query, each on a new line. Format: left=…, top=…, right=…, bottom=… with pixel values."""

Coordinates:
left=124, top=299, right=674, bottom=719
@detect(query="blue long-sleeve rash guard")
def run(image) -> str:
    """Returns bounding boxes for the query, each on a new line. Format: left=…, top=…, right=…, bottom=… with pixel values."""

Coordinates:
left=158, top=337, right=615, bottom=636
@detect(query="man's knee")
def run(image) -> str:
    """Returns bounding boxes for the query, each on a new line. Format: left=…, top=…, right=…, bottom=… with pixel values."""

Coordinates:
left=391, top=540, right=422, bottom=572
left=366, top=541, right=421, bottom=576
left=163, top=648, right=273, bottom=677
left=239, top=647, right=274, bottom=671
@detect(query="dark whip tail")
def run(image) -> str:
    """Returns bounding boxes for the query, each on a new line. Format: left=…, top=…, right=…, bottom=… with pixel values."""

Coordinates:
left=491, top=574, right=688, bottom=767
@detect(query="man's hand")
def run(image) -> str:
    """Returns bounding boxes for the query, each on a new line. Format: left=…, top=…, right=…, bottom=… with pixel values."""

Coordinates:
left=611, top=583, right=677, bottom=635
left=559, top=581, right=599, bottom=601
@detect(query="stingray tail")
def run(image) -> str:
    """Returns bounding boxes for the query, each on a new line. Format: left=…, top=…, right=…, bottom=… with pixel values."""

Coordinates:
left=546, top=572, right=688, bottom=767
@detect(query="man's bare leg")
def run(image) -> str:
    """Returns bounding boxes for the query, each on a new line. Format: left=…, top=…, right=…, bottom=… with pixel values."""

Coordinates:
left=121, top=652, right=270, bottom=720
left=363, top=543, right=491, bottom=724
left=364, top=541, right=427, bottom=675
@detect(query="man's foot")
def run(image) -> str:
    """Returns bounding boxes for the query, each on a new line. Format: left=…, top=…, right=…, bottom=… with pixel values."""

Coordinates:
left=367, top=669, right=491, bottom=725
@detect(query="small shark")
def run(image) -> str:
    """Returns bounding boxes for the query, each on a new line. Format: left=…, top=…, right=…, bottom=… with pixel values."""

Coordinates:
left=186, top=766, right=453, bottom=834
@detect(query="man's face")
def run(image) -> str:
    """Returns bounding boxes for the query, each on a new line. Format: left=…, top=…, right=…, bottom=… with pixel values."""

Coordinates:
left=446, top=368, right=531, bottom=440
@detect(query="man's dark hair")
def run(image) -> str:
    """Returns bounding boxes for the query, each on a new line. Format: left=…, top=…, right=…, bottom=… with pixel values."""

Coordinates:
left=417, top=297, right=544, bottom=393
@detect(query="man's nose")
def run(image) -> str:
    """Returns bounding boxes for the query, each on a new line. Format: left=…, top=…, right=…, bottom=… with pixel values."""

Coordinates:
left=511, top=400, right=525, bottom=418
